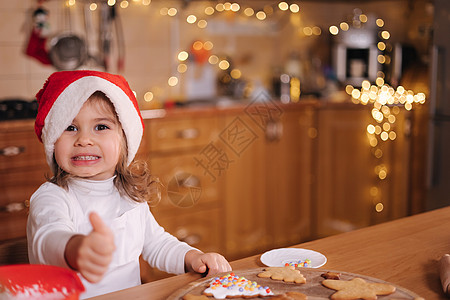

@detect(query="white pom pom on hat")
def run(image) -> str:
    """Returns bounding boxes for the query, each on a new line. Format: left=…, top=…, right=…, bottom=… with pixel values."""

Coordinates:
left=34, top=70, right=144, bottom=170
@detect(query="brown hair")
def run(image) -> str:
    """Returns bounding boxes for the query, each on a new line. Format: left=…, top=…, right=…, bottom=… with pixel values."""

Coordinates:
left=48, top=91, right=160, bottom=205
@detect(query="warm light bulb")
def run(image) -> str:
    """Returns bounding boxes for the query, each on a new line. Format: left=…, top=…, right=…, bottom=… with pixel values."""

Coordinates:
left=192, top=41, right=203, bottom=51
left=367, top=124, right=376, bottom=134
left=351, top=89, right=361, bottom=99
left=230, top=3, right=240, bottom=12
left=244, top=7, right=254, bottom=16
left=278, top=2, right=289, bottom=11
left=375, top=203, right=384, bottom=212
left=197, top=20, right=207, bottom=29
left=381, top=30, right=390, bottom=40
left=219, top=60, right=230, bottom=70
left=289, top=3, right=300, bottom=13
left=168, top=8, right=177, bottom=16
left=203, top=41, right=213, bottom=50
left=312, top=26, right=321, bottom=35
left=340, top=22, right=349, bottom=31
left=168, top=76, right=178, bottom=86
left=345, top=85, right=354, bottom=95
left=329, top=26, right=339, bottom=35
left=187, top=15, right=197, bottom=24
left=215, top=3, right=224, bottom=12
left=359, top=14, right=368, bottom=23
left=178, top=51, right=189, bottom=61
left=160, top=7, right=168, bottom=15
left=376, top=18, right=384, bottom=27
left=205, top=6, right=215, bottom=15
left=230, top=69, right=242, bottom=79
left=177, top=64, right=187, bottom=73
left=144, top=92, right=154, bottom=102
left=256, top=11, right=266, bottom=20
left=389, top=131, right=397, bottom=140
left=208, top=55, right=219, bottom=64
left=303, top=27, right=313, bottom=36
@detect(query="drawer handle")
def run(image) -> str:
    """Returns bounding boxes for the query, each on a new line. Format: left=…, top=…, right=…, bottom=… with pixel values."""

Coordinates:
left=0, top=201, right=27, bottom=213
left=265, top=120, right=283, bottom=142
left=176, top=128, right=199, bottom=139
left=0, top=146, right=25, bottom=156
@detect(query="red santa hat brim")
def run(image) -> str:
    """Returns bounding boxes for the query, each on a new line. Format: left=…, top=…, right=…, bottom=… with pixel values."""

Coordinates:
left=35, top=70, right=144, bottom=169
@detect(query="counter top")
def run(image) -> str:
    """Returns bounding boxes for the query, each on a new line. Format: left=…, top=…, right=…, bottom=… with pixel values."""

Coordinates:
left=0, top=98, right=367, bottom=126
left=89, top=206, right=450, bottom=299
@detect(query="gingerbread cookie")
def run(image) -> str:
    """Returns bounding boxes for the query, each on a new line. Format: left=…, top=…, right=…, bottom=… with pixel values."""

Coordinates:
left=203, top=272, right=274, bottom=298
left=257, top=266, right=306, bottom=284
left=321, top=271, right=341, bottom=280
left=270, top=291, right=307, bottom=299
left=182, top=294, right=210, bottom=300
left=322, top=277, right=396, bottom=300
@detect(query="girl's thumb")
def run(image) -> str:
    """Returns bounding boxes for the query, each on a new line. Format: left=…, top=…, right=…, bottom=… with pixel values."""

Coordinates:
left=89, top=212, right=111, bottom=236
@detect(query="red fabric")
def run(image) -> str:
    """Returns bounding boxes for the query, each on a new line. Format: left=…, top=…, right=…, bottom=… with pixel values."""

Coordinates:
left=34, top=70, right=143, bottom=142
left=25, top=29, right=51, bottom=65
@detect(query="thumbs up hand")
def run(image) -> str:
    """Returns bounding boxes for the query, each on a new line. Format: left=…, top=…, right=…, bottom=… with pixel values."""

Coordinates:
left=65, top=212, right=116, bottom=283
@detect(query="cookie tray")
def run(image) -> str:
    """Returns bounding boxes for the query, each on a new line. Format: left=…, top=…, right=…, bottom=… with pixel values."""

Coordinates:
left=167, top=267, right=422, bottom=299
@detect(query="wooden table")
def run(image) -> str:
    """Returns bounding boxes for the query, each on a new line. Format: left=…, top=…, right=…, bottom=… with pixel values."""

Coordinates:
left=90, top=206, right=450, bottom=299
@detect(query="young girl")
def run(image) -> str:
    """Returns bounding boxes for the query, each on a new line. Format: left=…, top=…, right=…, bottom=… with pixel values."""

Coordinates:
left=27, top=70, right=231, bottom=299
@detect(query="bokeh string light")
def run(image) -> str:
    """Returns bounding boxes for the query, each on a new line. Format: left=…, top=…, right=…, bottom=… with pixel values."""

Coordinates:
left=347, top=81, right=426, bottom=146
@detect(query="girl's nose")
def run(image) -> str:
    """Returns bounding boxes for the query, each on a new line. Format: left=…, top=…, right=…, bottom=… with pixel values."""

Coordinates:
left=75, top=131, right=94, bottom=146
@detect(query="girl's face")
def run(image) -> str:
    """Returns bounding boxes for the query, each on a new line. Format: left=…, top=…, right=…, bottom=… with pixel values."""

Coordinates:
left=54, top=97, right=124, bottom=181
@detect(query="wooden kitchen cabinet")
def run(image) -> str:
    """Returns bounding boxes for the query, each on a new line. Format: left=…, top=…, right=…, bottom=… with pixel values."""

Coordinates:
left=265, top=107, right=315, bottom=249
left=315, top=105, right=411, bottom=238
left=221, top=102, right=316, bottom=260
left=0, top=120, right=50, bottom=243
left=139, top=114, right=224, bottom=282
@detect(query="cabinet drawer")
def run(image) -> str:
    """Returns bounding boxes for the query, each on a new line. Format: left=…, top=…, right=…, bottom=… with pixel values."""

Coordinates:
left=0, top=130, right=46, bottom=170
left=154, top=208, right=223, bottom=253
left=0, top=211, right=28, bottom=241
left=145, top=117, right=219, bottom=152
left=149, top=153, right=220, bottom=212
left=0, top=167, right=47, bottom=207
left=140, top=208, right=223, bottom=283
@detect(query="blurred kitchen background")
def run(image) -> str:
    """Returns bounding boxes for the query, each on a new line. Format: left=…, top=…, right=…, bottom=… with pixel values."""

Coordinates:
left=1, top=0, right=449, bottom=282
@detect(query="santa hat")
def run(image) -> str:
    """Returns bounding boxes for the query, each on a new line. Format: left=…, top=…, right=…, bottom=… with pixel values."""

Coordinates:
left=35, top=70, right=144, bottom=170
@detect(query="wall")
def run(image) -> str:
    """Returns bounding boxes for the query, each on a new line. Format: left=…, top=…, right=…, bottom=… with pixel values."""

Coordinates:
left=0, top=0, right=431, bottom=109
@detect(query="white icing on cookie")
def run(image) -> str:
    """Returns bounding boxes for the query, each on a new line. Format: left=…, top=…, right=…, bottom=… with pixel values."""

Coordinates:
left=203, top=273, right=274, bottom=299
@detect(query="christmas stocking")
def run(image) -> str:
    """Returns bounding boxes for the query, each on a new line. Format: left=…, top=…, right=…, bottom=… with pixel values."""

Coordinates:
left=25, top=7, right=51, bottom=65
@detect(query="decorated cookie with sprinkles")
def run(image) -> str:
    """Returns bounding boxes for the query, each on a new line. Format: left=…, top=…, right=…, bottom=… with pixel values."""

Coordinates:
left=203, top=272, right=274, bottom=299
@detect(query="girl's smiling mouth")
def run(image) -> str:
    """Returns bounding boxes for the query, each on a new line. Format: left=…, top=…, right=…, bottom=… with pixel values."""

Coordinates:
left=72, top=155, right=100, bottom=161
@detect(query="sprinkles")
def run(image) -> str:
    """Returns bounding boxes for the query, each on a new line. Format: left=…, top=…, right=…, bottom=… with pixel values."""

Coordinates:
left=285, top=259, right=312, bottom=268
left=203, top=273, right=274, bottom=299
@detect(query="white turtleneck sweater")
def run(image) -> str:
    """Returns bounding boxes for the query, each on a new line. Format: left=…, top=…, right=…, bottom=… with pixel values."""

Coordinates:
left=27, top=177, right=195, bottom=299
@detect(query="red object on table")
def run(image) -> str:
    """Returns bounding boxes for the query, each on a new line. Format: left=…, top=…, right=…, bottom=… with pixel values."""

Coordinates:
left=0, top=264, right=84, bottom=299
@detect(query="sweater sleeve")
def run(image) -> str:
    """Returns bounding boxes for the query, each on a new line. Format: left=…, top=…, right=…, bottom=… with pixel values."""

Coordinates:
left=27, top=183, right=76, bottom=269
left=140, top=206, right=197, bottom=275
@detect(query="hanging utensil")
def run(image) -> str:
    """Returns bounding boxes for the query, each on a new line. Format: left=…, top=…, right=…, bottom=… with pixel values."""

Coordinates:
left=99, top=3, right=125, bottom=72
left=99, top=2, right=112, bottom=70
left=114, top=5, right=125, bottom=72
left=48, top=2, right=87, bottom=70
left=82, top=1, right=103, bottom=68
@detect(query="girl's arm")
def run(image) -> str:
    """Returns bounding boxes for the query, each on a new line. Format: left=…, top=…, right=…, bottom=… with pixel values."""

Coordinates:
left=64, top=212, right=115, bottom=283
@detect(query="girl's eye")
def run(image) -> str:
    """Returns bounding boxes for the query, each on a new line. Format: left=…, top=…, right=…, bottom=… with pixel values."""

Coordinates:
left=66, top=125, right=77, bottom=132
left=95, top=124, right=110, bottom=131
